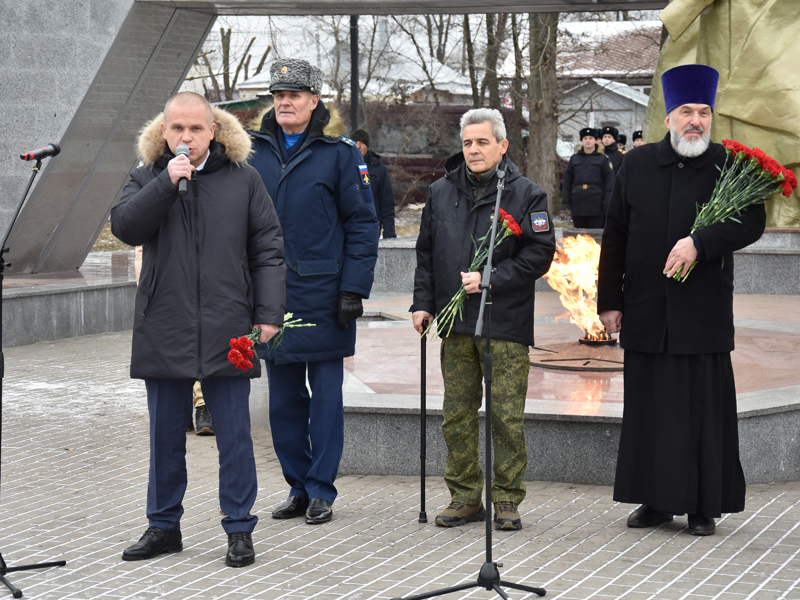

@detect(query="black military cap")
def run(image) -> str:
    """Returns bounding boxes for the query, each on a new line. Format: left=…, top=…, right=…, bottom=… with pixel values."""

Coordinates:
left=632, top=130, right=643, bottom=141
left=618, top=134, right=627, bottom=145
left=600, top=126, right=619, bottom=141
left=269, top=58, right=324, bottom=94
left=579, top=127, right=597, bottom=140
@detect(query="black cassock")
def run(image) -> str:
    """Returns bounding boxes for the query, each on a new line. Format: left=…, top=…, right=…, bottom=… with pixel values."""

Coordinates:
left=598, top=133, right=766, bottom=517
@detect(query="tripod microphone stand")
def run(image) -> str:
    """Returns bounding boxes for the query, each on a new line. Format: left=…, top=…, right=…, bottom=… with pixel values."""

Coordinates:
left=0, top=158, right=67, bottom=598
left=394, top=168, right=545, bottom=600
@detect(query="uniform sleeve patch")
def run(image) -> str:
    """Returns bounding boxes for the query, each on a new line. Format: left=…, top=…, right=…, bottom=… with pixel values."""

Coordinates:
left=359, top=164, right=370, bottom=186
left=531, top=212, right=550, bottom=232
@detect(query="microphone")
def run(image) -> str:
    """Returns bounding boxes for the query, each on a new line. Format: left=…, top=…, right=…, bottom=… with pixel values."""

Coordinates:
left=176, top=144, right=190, bottom=196
left=20, top=143, right=60, bottom=161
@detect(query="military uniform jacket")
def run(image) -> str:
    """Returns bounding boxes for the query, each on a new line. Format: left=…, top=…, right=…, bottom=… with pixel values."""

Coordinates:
left=604, top=144, right=625, bottom=174
left=412, top=155, right=556, bottom=347
left=597, top=133, right=766, bottom=355
left=562, top=149, right=614, bottom=216
left=248, top=101, right=379, bottom=364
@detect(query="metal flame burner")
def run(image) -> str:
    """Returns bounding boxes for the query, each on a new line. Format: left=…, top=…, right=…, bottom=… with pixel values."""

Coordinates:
left=530, top=333, right=624, bottom=372
left=579, top=337, right=618, bottom=346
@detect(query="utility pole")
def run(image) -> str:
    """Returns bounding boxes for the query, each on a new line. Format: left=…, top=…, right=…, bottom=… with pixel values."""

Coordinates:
left=350, top=14, right=359, bottom=129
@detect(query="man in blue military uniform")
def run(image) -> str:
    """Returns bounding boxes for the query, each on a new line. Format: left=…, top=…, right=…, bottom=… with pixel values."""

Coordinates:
left=249, top=59, right=379, bottom=524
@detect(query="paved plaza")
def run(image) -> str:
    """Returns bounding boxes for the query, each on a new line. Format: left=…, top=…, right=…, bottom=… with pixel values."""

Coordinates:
left=1, top=327, right=800, bottom=600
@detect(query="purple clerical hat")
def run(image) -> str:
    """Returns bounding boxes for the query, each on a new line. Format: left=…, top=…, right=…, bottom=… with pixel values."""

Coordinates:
left=661, top=64, right=720, bottom=114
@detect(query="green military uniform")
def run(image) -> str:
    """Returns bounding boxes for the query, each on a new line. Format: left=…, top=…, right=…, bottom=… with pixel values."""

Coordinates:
left=441, top=334, right=530, bottom=505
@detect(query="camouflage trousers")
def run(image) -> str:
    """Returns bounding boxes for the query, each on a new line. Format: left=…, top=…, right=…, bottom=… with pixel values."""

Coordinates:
left=440, top=333, right=529, bottom=506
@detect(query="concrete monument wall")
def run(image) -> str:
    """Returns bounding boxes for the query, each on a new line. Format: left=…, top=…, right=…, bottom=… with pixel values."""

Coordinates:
left=0, top=1, right=215, bottom=274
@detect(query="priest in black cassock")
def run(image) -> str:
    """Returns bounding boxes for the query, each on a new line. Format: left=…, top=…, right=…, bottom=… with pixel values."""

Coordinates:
left=597, top=64, right=766, bottom=536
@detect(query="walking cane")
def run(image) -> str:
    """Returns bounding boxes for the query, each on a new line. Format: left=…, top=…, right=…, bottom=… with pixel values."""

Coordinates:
left=419, top=319, right=428, bottom=523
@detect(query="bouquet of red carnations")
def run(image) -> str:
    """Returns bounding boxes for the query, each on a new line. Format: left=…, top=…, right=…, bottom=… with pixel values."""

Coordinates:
left=228, top=327, right=260, bottom=370
left=227, top=314, right=316, bottom=370
left=674, top=140, right=798, bottom=282
left=424, top=209, right=523, bottom=338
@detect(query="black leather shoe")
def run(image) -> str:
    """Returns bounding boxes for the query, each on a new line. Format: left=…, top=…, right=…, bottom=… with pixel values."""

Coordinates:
left=688, top=514, right=716, bottom=536
left=306, top=498, right=333, bottom=524
left=627, top=505, right=673, bottom=528
left=225, top=532, right=255, bottom=567
left=272, top=495, right=309, bottom=519
left=122, top=526, right=182, bottom=561
left=194, top=406, right=214, bottom=436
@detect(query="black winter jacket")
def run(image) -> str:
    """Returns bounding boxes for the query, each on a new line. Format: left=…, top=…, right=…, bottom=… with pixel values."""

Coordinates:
left=365, top=150, right=397, bottom=238
left=597, top=133, right=766, bottom=354
left=604, top=143, right=625, bottom=175
left=562, top=149, right=614, bottom=216
left=412, top=155, right=556, bottom=346
left=111, top=108, right=286, bottom=380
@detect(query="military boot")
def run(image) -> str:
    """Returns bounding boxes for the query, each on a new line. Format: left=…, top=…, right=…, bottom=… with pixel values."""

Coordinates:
left=493, top=501, right=522, bottom=530
left=435, top=502, right=485, bottom=527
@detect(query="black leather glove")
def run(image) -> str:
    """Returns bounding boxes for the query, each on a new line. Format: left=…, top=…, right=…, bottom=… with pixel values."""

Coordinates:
left=337, top=291, right=363, bottom=330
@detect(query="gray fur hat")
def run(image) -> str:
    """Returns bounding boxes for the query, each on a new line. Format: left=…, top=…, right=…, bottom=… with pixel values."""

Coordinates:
left=269, top=58, right=324, bottom=94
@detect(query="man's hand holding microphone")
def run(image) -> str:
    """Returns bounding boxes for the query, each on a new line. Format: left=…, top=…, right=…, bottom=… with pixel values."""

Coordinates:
left=168, top=144, right=193, bottom=195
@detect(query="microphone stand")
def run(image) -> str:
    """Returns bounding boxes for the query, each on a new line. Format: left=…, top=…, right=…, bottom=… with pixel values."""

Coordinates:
left=393, top=168, right=545, bottom=600
left=0, top=159, right=66, bottom=598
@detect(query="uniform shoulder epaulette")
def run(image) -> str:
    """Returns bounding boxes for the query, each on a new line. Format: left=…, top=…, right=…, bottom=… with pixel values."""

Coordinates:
left=339, top=136, right=356, bottom=146
left=620, top=149, right=627, bottom=155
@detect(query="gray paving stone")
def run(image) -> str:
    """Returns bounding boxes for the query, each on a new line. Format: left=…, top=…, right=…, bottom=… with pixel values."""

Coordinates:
left=1, top=331, right=799, bottom=599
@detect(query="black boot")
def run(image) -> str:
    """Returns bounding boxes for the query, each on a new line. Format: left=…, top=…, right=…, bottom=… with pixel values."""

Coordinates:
left=122, top=527, right=182, bottom=561
left=195, top=405, right=214, bottom=436
left=226, top=532, right=255, bottom=567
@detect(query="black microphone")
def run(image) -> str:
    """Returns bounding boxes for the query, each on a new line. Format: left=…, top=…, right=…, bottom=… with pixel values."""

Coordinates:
left=176, top=144, right=190, bottom=196
left=20, top=143, right=60, bottom=161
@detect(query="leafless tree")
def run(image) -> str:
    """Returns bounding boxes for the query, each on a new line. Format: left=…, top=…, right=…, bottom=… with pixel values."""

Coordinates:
left=190, top=25, right=272, bottom=102
left=527, top=13, right=561, bottom=214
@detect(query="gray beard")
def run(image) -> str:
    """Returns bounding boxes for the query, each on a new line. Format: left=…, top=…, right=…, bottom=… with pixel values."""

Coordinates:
left=670, top=123, right=711, bottom=158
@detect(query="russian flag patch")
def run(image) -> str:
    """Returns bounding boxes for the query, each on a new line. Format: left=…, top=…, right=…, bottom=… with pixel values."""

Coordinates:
left=359, top=164, right=370, bottom=186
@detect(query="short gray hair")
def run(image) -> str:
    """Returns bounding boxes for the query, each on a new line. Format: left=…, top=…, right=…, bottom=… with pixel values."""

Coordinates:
left=459, top=108, right=507, bottom=142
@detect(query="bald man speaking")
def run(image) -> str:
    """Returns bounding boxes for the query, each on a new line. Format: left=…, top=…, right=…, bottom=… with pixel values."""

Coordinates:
left=111, top=92, right=286, bottom=567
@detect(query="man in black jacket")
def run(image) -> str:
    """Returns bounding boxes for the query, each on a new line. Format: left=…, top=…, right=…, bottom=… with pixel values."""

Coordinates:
left=597, top=64, right=766, bottom=536
left=600, top=125, right=625, bottom=174
left=562, top=128, right=614, bottom=229
left=411, top=108, right=555, bottom=531
left=111, top=92, right=285, bottom=566
left=351, top=128, right=397, bottom=238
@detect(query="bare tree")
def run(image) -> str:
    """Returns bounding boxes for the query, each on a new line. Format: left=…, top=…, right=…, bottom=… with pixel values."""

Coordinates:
left=463, top=15, right=481, bottom=107
left=481, top=13, right=509, bottom=109
left=391, top=16, right=441, bottom=106
left=509, top=14, right=527, bottom=171
left=527, top=12, right=561, bottom=214
left=190, top=25, right=272, bottom=102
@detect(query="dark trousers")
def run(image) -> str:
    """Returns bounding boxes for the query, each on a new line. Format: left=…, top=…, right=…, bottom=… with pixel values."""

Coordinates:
left=572, top=215, right=605, bottom=229
left=265, top=358, right=344, bottom=504
left=145, top=377, right=258, bottom=533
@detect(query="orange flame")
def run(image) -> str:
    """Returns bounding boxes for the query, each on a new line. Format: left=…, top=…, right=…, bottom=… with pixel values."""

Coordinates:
left=543, top=235, right=609, bottom=341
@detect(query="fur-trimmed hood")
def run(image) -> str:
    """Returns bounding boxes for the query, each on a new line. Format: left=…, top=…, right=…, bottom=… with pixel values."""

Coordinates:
left=137, top=105, right=253, bottom=166
left=248, top=101, right=347, bottom=140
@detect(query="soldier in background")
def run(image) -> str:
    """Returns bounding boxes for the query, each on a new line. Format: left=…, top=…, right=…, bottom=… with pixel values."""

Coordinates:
left=632, top=130, right=645, bottom=147
left=600, top=126, right=625, bottom=174
left=617, top=134, right=627, bottom=152
left=562, top=127, right=614, bottom=229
